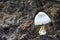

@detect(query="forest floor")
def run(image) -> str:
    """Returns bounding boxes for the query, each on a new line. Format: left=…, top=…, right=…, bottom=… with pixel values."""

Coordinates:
left=0, top=0, right=60, bottom=40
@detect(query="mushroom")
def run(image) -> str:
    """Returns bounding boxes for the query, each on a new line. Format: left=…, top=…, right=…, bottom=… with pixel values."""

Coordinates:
left=34, top=12, right=51, bottom=35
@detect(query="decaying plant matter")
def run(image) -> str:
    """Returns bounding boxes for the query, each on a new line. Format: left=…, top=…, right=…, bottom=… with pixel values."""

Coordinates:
left=0, top=0, right=60, bottom=40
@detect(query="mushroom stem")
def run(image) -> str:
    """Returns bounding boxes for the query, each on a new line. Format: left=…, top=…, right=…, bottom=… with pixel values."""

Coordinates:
left=39, top=24, right=47, bottom=35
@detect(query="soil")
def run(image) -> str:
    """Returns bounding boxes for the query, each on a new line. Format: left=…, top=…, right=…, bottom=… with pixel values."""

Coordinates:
left=0, top=0, right=60, bottom=40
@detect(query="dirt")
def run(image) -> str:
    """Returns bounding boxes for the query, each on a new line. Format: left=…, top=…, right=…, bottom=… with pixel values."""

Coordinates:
left=0, top=0, right=60, bottom=40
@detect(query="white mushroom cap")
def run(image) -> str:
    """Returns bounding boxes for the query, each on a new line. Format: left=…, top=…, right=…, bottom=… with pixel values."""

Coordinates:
left=34, top=12, right=51, bottom=25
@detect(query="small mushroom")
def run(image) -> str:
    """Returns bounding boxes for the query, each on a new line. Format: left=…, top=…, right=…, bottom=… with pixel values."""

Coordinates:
left=34, top=12, right=51, bottom=35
